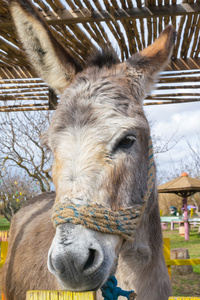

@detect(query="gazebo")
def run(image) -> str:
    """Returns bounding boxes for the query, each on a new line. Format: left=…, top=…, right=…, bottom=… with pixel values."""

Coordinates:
left=158, top=172, right=200, bottom=240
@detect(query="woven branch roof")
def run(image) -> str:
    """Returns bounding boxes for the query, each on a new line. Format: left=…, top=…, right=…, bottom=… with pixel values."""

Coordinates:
left=0, top=0, right=200, bottom=112
left=158, top=173, right=200, bottom=197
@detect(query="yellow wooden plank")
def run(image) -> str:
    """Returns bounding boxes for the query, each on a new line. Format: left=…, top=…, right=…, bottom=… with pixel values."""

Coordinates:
left=169, top=298, right=200, bottom=300
left=26, top=291, right=96, bottom=300
left=73, top=291, right=95, bottom=300
left=0, top=241, right=8, bottom=268
left=163, top=238, right=171, bottom=278
left=163, top=238, right=170, bottom=261
left=166, top=259, right=200, bottom=266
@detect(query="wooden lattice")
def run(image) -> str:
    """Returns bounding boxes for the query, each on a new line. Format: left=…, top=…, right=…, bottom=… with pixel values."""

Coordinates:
left=0, top=0, right=200, bottom=111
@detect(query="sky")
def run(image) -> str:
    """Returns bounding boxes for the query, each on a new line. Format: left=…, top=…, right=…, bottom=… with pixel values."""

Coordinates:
left=144, top=101, right=200, bottom=183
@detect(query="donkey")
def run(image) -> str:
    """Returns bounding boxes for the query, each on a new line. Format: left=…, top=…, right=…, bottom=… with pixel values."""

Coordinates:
left=1, top=0, right=175, bottom=299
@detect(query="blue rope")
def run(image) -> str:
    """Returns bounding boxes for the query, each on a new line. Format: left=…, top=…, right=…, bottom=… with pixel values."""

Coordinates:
left=101, top=276, right=136, bottom=300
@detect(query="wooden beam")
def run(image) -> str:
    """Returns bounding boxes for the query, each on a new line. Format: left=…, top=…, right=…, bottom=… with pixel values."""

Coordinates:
left=144, top=99, right=200, bottom=105
left=0, top=107, right=49, bottom=112
left=48, top=89, right=58, bottom=110
left=145, top=97, right=200, bottom=102
left=0, top=103, right=49, bottom=109
left=159, top=76, right=200, bottom=83
left=150, top=93, right=200, bottom=97
left=155, top=84, right=200, bottom=90
left=166, top=58, right=200, bottom=71
left=1, top=3, right=200, bottom=28
left=0, top=96, right=48, bottom=101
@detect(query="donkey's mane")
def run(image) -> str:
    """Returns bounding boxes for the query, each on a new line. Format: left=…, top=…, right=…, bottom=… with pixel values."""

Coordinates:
left=87, top=46, right=119, bottom=69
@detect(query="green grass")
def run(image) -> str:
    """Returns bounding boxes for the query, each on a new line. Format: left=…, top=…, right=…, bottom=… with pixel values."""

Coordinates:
left=0, top=216, right=10, bottom=231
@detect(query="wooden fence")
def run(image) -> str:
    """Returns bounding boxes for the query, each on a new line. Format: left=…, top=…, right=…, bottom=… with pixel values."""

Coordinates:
left=163, top=238, right=200, bottom=278
left=0, top=231, right=9, bottom=242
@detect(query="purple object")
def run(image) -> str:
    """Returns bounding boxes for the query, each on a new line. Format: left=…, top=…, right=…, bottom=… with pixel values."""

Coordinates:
left=187, top=205, right=196, bottom=210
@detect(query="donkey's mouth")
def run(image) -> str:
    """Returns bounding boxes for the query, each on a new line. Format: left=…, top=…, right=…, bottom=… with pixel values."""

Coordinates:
left=48, top=250, right=113, bottom=292
left=53, top=267, right=111, bottom=292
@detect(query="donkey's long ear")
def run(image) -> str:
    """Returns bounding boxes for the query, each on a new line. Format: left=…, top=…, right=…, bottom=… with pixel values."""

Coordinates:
left=9, top=0, right=82, bottom=94
left=126, top=25, right=176, bottom=100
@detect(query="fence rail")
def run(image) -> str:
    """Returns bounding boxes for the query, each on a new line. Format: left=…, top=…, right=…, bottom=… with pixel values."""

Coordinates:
left=0, top=231, right=9, bottom=242
left=163, top=238, right=200, bottom=278
left=26, top=291, right=95, bottom=300
left=169, top=298, right=200, bottom=300
left=0, top=241, right=8, bottom=268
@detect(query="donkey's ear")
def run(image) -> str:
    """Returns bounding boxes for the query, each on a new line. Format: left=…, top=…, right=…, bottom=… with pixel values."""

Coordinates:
left=126, top=25, right=176, bottom=98
left=9, top=0, right=82, bottom=94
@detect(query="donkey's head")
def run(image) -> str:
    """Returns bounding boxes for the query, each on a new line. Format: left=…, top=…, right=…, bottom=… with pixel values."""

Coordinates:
left=10, top=0, right=175, bottom=292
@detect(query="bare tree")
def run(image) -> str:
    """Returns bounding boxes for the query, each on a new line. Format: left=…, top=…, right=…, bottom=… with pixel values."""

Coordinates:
left=0, top=111, right=53, bottom=192
left=0, top=170, right=38, bottom=221
left=0, top=113, right=180, bottom=193
left=184, top=134, right=200, bottom=179
left=161, top=134, right=200, bottom=181
left=152, top=129, right=182, bottom=155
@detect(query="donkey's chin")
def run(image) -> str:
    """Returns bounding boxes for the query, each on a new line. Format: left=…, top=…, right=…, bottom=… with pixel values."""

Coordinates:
left=48, top=223, right=122, bottom=291
left=51, top=263, right=114, bottom=292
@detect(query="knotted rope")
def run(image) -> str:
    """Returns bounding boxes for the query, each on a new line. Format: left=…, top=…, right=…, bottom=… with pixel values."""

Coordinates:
left=101, top=276, right=137, bottom=300
left=51, top=136, right=155, bottom=242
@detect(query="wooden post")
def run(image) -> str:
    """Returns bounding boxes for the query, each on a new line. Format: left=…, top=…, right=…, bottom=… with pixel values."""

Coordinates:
left=163, top=238, right=171, bottom=279
left=49, top=89, right=58, bottom=110
left=170, top=248, right=193, bottom=275
left=171, top=222, right=175, bottom=231
left=1, top=293, right=6, bottom=300
left=26, top=291, right=96, bottom=300
left=0, top=241, right=9, bottom=268
left=183, top=198, right=189, bottom=241
left=0, top=242, right=9, bottom=299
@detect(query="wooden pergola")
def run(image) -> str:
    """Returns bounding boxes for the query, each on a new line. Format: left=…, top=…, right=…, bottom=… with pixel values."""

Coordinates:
left=0, top=0, right=200, bottom=112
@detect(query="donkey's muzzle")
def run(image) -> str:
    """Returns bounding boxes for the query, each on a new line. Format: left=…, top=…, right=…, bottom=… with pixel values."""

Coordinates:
left=48, top=223, right=105, bottom=291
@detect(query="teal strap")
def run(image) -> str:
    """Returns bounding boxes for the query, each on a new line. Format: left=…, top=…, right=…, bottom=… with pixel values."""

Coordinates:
left=101, top=276, right=136, bottom=300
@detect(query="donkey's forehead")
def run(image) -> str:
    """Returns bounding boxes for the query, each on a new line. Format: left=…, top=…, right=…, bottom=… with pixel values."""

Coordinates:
left=48, top=66, right=149, bottom=146
left=54, top=65, right=147, bottom=127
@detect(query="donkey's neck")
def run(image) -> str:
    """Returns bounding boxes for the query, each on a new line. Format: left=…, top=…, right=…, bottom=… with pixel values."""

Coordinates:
left=115, top=205, right=171, bottom=300
left=116, top=248, right=170, bottom=300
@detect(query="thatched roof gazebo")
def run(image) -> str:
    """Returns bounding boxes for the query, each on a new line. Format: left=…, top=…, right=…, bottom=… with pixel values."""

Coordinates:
left=0, top=0, right=200, bottom=112
left=158, top=172, right=200, bottom=240
left=158, top=172, right=200, bottom=198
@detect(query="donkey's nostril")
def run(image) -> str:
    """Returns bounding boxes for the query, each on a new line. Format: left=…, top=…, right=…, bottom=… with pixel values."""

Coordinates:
left=52, top=257, right=65, bottom=274
left=83, top=249, right=96, bottom=271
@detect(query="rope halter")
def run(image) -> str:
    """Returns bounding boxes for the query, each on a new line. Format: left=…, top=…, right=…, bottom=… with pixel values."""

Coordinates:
left=51, top=136, right=155, bottom=242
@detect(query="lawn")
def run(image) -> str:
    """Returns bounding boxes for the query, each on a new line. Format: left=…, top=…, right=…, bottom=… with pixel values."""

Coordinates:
left=0, top=216, right=10, bottom=231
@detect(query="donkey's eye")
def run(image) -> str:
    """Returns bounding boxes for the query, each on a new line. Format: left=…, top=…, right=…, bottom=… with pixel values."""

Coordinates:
left=115, top=135, right=135, bottom=150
